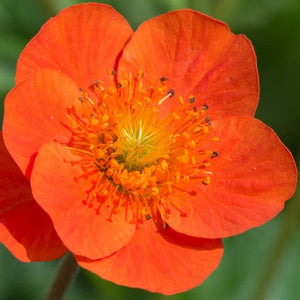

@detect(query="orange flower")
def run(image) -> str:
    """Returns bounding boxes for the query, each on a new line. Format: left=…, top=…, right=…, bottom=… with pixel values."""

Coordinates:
left=0, top=3, right=297, bottom=295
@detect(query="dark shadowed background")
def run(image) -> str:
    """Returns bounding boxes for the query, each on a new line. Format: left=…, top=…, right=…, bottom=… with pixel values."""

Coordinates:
left=0, top=0, right=299, bottom=299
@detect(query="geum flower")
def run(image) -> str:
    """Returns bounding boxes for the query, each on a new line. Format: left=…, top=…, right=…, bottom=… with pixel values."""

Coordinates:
left=0, top=3, right=297, bottom=295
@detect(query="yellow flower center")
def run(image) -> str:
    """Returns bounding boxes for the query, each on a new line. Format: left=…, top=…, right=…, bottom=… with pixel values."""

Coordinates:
left=65, top=71, right=218, bottom=223
left=116, top=107, right=170, bottom=171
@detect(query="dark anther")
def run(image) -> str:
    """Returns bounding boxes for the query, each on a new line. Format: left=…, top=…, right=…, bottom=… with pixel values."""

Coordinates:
left=98, top=133, right=105, bottom=143
left=163, top=223, right=169, bottom=229
left=168, top=89, right=175, bottom=97
left=205, top=116, right=211, bottom=125
left=202, top=104, right=209, bottom=111
left=110, top=70, right=116, bottom=76
left=94, top=80, right=99, bottom=87
left=211, top=151, right=218, bottom=158
left=112, top=134, right=118, bottom=142
left=78, top=97, right=84, bottom=102
left=118, top=82, right=123, bottom=88
left=193, top=105, right=197, bottom=112
left=145, top=214, right=151, bottom=220
left=90, top=113, right=95, bottom=118
left=202, top=180, right=209, bottom=185
left=160, top=76, right=168, bottom=82
left=189, top=97, right=196, bottom=103
left=95, top=161, right=106, bottom=172
left=106, top=147, right=115, bottom=155
left=96, top=157, right=106, bottom=163
left=79, top=87, right=83, bottom=92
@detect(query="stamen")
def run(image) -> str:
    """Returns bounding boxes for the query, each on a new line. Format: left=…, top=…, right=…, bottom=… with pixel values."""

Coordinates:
left=109, top=69, right=116, bottom=76
left=202, top=104, right=208, bottom=111
left=160, top=76, right=168, bottom=82
left=211, top=151, right=218, bottom=158
left=188, top=95, right=196, bottom=103
left=158, top=89, right=175, bottom=105
left=63, top=72, right=218, bottom=224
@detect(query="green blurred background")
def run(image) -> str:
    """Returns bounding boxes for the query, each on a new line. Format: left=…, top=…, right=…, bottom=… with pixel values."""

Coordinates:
left=0, top=0, right=299, bottom=299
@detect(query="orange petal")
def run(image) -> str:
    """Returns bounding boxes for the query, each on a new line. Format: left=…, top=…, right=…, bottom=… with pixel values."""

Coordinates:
left=16, top=3, right=133, bottom=88
left=0, top=133, right=67, bottom=262
left=30, top=142, right=136, bottom=260
left=77, top=220, right=223, bottom=295
left=167, top=117, right=297, bottom=238
left=119, top=9, right=259, bottom=118
left=3, top=69, right=81, bottom=178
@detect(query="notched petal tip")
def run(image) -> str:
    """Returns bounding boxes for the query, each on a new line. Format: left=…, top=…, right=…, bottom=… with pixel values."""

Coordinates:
left=119, top=8, right=259, bottom=119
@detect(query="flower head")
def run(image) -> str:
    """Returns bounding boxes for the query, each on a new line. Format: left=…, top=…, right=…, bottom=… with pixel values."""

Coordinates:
left=0, top=3, right=297, bottom=295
